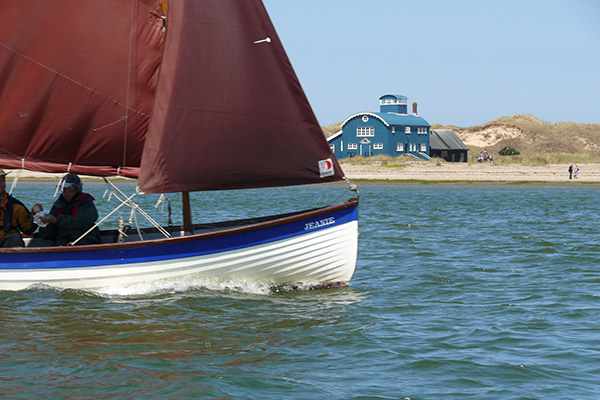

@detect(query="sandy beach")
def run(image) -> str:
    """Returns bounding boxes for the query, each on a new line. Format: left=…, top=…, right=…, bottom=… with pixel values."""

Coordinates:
left=339, top=161, right=598, bottom=183
left=4, top=162, right=597, bottom=184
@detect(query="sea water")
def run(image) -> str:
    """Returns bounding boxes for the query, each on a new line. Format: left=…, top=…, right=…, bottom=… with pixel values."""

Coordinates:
left=1, top=182, right=599, bottom=399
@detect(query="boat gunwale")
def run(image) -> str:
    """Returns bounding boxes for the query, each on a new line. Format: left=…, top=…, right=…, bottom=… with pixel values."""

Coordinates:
left=0, top=197, right=359, bottom=255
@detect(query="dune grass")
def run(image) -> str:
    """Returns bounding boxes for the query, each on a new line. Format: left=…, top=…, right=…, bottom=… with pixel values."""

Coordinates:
left=335, top=114, right=600, bottom=167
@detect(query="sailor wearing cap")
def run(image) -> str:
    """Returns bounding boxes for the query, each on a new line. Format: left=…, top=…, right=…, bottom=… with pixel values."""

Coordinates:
left=39, top=173, right=100, bottom=246
left=0, top=169, right=37, bottom=247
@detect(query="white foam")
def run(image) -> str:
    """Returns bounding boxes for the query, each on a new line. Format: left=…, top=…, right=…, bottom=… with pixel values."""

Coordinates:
left=94, top=275, right=273, bottom=297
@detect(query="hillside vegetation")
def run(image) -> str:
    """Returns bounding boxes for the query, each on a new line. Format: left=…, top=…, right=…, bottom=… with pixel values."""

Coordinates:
left=325, top=114, right=600, bottom=165
left=322, top=123, right=342, bottom=138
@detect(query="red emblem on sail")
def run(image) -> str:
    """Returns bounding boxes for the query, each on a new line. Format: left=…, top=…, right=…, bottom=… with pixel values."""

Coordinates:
left=319, top=159, right=334, bottom=178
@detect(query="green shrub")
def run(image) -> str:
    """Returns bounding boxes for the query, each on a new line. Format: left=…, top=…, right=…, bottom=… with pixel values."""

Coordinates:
left=499, top=146, right=520, bottom=156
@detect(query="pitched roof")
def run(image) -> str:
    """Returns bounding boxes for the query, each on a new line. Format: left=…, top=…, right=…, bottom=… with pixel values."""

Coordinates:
left=430, top=130, right=468, bottom=150
left=327, top=130, right=343, bottom=141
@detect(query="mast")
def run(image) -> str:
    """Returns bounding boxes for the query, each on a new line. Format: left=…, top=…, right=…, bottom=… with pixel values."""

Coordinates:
left=182, top=191, right=193, bottom=234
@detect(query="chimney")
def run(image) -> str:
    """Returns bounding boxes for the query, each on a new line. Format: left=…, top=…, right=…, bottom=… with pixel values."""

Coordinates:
left=412, top=102, right=418, bottom=115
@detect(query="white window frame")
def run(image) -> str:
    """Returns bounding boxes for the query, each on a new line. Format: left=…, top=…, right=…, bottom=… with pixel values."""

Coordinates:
left=380, top=98, right=407, bottom=105
left=348, top=143, right=358, bottom=150
left=374, top=143, right=383, bottom=150
left=396, top=143, right=404, bottom=152
left=356, top=126, right=375, bottom=137
left=405, top=127, right=411, bottom=134
left=420, top=143, right=427, bottom=152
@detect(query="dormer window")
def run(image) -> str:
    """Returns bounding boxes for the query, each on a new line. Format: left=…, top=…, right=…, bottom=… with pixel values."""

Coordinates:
left=405, top=127, right=411, bottom=134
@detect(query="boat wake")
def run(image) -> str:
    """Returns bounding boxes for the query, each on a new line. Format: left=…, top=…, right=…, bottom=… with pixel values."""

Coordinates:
left=98, top=278, right=350, bottom=297
left=20, top=274, right=352, bottom=298
left=98, top=276, right=278, bottom=297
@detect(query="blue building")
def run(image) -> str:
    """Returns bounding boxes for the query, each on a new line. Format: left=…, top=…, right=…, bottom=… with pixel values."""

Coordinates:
left=327, top=94, right=431, bottom=160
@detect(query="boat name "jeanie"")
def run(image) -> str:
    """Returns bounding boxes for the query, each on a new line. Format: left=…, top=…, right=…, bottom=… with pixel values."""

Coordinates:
left=304, top=217, right=335, bottom=231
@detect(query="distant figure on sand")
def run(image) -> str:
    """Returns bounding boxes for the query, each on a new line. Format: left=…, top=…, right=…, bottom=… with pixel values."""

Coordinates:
left=574, top=164, right=579, bottom=179
left=568, top=164, right=573, bottom=180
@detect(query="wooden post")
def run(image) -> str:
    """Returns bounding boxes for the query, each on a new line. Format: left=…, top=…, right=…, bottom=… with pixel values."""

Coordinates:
left=182, top=191, right=193, bottom=234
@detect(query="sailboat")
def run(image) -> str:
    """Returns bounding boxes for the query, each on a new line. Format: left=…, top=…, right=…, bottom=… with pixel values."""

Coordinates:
left=0, top=0, right=359, bottom=291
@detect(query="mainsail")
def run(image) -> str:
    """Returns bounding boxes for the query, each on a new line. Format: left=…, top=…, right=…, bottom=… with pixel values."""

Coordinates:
left=0, top=0, right=344, bottom=191
left=0, top=0, right=163, bottom=177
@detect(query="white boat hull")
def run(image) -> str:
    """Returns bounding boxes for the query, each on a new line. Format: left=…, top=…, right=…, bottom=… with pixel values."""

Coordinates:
left=0, top=199, right=359, bottom=291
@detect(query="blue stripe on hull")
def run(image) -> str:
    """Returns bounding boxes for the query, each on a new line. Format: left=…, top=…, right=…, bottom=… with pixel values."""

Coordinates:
left=0, top=204, right=358, bottom=269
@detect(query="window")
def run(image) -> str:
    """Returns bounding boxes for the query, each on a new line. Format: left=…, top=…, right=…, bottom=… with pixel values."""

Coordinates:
left=374, top=143, right=383, bottom=150
left=420, top=143, right=427, bottom=152
left=391, top=127, right=395, bottom=133
left=409, top=143, right=416, bottom=152
left=405, top=127, right=411, bottom=134
left=380, top=98, right=407, bottom=105
left=348, top=143, right=358, bottom=150
left=418, top=127, right=427, bottom=135
left=329, top=144, right=335, bottom=152
left=356, top=126, right=375, bottom=137
left=396, top=143, right=404, bottom=152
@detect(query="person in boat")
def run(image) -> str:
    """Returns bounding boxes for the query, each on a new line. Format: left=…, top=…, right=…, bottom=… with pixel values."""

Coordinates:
left=38, top=173, right=101, bottom=246
left=0, top=169, right=38, bottom=247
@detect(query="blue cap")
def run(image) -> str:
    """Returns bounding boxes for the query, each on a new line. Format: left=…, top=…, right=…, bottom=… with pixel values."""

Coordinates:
left=62, top=173, right=81, bottom=188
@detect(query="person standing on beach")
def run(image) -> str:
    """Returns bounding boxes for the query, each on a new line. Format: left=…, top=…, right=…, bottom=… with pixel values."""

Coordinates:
left=574, top=164, right=579, bottom=179
left=568, top=164, right=573, bottom=179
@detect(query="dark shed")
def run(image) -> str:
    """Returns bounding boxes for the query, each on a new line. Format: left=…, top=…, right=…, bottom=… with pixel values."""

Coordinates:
left=429, top=130, right=468, bottom=162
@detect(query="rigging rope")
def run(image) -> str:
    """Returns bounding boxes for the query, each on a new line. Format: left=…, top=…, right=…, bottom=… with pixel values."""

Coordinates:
left=102, top=178, right=171, bottom=239
left=324, top=177, right=360, bottom=208
left=70, top=191, right=138, bottom=246
left=71, top=180, right=171, bottom=246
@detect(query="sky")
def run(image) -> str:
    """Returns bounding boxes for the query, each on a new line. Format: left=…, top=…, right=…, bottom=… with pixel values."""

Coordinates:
left=262, top=0, right=600, bottom=127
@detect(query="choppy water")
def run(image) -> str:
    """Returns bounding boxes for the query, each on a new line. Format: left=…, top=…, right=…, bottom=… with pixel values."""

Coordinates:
left=1, top=182, right=599, bottom=399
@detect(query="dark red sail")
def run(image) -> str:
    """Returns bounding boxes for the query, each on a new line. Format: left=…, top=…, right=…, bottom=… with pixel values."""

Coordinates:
left=0, top=1, right=344, bottom=190
left=138, top=0, right=344, bottom=193
left=0, top=0, right=163, bottom=177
